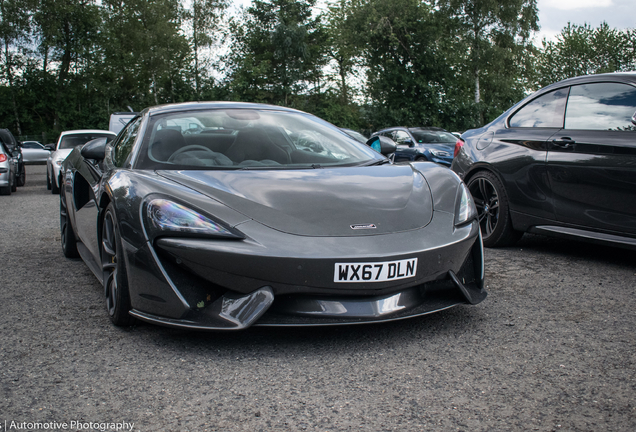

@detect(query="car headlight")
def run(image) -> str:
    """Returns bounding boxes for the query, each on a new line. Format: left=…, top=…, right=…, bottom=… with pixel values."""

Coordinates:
left=145, top=199, right=243, bottom=239
left=430, top=149, right=451, bottom=158
left=455, top=183, right=478, bottom=226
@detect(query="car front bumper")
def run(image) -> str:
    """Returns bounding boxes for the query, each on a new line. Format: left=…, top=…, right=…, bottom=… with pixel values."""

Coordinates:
left=122, top=212, right=486, bottom=330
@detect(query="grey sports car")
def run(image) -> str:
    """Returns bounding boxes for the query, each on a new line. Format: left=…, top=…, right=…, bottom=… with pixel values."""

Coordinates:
left=60, top=102, right=485, bottom=330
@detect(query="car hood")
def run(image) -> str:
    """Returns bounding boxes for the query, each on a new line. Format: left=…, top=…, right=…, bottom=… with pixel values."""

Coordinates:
left=157, top=165, right=433, bottom=237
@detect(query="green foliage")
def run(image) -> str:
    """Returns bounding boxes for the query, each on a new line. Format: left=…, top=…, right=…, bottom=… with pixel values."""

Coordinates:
left=0, top=0, right=632, bottom=138
left=536, top=23, right=636, bottom=88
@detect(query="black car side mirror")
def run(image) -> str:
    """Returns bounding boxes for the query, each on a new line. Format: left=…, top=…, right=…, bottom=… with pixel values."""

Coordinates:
left=44, top=144, right=55, bottom=151
left=366, top=135, right=397, bottom=156
left=81, top=137, right=108, bottom=161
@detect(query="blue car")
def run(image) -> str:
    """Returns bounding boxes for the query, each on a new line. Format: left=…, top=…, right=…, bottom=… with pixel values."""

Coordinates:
left=371, top=127, right=460, bottom=166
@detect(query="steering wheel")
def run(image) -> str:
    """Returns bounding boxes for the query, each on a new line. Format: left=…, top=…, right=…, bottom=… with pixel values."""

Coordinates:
left=168, top=145, right=218, bottom=163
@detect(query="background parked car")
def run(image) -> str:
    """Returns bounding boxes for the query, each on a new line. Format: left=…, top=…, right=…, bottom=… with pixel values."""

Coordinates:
left=47, top=130, right=117, bottom=194
left=0, top=140, right=17, bottom=195
left=0, top=128, right=25, bottom=187
left=452, top=72, right=636, bottom=249
left=21, top=141, right=51, bottom=164
left=371, top=127, right=459, bottom=166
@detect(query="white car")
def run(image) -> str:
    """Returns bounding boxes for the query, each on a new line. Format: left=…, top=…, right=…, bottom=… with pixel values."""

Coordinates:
left=47, top=130, right=116, bottom=193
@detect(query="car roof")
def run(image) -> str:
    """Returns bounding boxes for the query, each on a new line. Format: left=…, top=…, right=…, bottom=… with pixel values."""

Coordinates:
left=143, top=101, right=305, bottom=117
left=58, top=129, right=117, bottom=137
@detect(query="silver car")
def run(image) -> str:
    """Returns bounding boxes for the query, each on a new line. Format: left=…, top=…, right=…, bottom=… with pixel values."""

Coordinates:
left=47, top=130, right=116, bottom=193
left=0, top=141, right=17, bottom=195
left=21, top=141, right=51, bottom=164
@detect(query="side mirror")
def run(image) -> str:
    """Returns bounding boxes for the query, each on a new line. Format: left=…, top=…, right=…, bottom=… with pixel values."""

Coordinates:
left=44, top=144, right=54, bottom=151
left=81, top=137, right=108, bottom=161
left=366, top=135, right=397, bottom=156
left=631, top=110, right=636, bottom=126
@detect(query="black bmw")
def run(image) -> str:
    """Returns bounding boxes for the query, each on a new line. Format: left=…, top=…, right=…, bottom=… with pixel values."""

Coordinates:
left=60, top=102, right=485, bottom=330
left=452, top=73, right=636, bottom=249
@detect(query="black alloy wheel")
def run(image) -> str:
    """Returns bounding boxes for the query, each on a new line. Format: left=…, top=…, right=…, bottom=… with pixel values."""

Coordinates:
left=17, top=166, right=25, bottom=186
left=467, top=171, right=522, bottom=247
left=10, top=174, right=17, bottom=192
left=60, top=189, right=79, bottom=258
left=101, top=203, right=135, bottom=326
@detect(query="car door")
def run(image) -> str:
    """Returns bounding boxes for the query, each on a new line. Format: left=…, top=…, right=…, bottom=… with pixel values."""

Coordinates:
left=547, top=82, right=636, bottom=235
left=495, top=87, right=569, bottom=221
left=74, top=118, right=142, bottom=260
left=392, top=130, right=417, bottom=162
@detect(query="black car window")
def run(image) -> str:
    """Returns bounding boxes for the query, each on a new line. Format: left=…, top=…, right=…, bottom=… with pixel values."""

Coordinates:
left=564, top=83, right=636, bottom=131
left=22, top=142, right=42, bottom=149
left=509, top=88, right=569, bottom=128
left=113, top=117, right=142, bottom=167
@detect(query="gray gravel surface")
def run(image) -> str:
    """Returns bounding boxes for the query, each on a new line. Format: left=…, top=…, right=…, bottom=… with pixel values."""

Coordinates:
left=1, top=165, right=635, bottom=431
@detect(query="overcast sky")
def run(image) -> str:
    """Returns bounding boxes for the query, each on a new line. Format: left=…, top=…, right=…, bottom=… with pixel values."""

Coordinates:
left=535, top=0, right=636, bottom=44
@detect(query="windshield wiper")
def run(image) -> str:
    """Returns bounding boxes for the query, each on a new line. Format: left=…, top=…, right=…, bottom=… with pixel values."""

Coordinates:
left=365, top=159, right=391, bottom=166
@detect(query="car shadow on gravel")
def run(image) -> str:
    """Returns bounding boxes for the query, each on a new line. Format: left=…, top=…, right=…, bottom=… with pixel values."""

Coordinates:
left=503, top=233, right=636, bottom=267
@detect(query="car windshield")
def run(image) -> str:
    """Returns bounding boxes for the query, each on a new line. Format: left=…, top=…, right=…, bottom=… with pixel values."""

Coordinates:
left=136, top=108, right=382, bottom=169
left=410, top=130, right=457, bottom=144
left=59, top=133, right=113, bottom=150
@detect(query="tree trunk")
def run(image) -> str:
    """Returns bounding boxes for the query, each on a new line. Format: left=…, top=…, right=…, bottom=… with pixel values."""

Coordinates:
left=4, top=40, right=22, bottom=136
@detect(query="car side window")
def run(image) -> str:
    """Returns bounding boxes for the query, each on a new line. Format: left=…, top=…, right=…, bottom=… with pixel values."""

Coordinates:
left=509, top=88, right=569, bottom=128
left=394, top=130, right=411, bottom=145
left=113, top=117, right=142, bottom=167
left=564, top=83, right=636, bottom=131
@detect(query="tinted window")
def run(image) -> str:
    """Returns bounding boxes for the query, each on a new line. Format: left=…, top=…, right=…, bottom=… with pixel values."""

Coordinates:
left=22, top=142, right=43, bottom=149
left=509, top=88, right=569, bottom=128
left=59, top=133, right=114, bottom=150
left=113, top=117, right=142, bottom=167
left=564, top=83, right=636, bottom=130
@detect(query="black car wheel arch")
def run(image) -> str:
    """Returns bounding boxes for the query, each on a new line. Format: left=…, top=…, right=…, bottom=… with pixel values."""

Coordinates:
left=60, top=190, right=79, bottom=258
left=466, top=170, right=522, bottom=247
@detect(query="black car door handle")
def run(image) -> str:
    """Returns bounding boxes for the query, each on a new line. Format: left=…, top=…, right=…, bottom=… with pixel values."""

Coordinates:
left=552, top=137, right=576, bottom=148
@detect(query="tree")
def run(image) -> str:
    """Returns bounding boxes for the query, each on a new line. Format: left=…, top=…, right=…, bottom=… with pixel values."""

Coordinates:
left=226, top=0, right=327, bottom=107
left=184, top=0, right=228, bottom=99
left=437, top=0, right=539, bottom=126
left=536, top=22, right=636, bottom=88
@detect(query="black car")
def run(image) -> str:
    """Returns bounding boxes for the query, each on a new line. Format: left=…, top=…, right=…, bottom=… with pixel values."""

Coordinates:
left=372, top=127, right=458, bottom=166
left=59, top=102, right=486, bottom=331
left=0, top=129, right=25, bottom=187
left=452, top=73, right=636, bottom=249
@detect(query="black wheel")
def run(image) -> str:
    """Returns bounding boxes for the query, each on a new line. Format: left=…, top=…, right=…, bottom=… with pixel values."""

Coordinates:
left=60, top=189, right=79, bottom=258
left=467, top=171, right=522, bottom=247
left=46, top=168, right=51, bottom=190
left=51, top=172, right=60, bottom=194
left=101, top=203, right=135, bottom=326
left=415, top=157, right=427, bottom=162
left=17, top=166, right=25, bottom=186
left=10, top=175, right=16, bottom=192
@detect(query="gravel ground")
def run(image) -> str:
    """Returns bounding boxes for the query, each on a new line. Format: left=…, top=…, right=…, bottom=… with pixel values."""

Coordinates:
left=1, top=165, right=635, bottom=432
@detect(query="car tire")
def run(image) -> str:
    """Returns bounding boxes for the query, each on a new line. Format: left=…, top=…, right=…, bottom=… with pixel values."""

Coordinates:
left=467, top=171, right=522, bottom=247
left=17, top=167, right=25, bottom=187
left=415, top=157, right=427, bottom=162
left=46, top=168, right=51, bottom=190
left=60, top=189, right=79, bottom=258
left=51, top=172, right=59, bottom=194
left=11, top=175, right=17, bottom=192
left=101, top=203, right=136, bottom=327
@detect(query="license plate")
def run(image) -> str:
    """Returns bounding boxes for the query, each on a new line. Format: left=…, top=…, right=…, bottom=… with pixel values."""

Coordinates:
left=334, top=258, right=418, bottom=283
